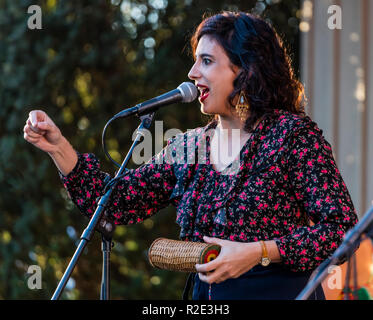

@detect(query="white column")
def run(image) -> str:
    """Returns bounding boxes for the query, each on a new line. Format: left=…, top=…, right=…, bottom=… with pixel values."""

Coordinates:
left=366, top=0, right=373, bottom=214
left=338, top=0, right=363, bottom=215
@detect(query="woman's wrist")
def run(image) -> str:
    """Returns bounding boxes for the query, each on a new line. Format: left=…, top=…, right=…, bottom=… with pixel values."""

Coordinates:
left=48, top=136, right=78, bottom=176
left=263, top=240, right=282, bottom=263
left=254, top=240, right=282, bottom=266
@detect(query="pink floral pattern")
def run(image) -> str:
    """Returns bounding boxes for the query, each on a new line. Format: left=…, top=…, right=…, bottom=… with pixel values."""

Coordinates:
left=60, top=109, right=358, bottom=272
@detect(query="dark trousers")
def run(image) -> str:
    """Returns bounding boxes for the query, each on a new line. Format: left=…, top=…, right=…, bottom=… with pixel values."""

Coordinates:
left=192, top=264, right=325, bottom=300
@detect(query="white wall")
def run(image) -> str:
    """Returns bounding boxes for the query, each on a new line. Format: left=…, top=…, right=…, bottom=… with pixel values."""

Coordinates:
left=300, top=0, right=372, bottom=216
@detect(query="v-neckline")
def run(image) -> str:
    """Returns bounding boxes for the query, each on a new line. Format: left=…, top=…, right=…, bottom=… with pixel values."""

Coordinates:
left=206, top=121, right=257, bottom=175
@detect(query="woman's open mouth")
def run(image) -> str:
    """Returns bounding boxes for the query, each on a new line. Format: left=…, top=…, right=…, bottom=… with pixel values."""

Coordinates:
left=198, top=86, right=210, bottom=103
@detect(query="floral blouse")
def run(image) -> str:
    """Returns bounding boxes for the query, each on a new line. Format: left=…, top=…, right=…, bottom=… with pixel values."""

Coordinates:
left=59, top=109, right=358, bottom=272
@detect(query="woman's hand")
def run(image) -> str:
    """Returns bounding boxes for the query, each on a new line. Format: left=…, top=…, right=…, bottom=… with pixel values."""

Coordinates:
left=23, top=109, right=78, bottom=176
left=195, top=236, right=262, bottom=284
left=23, top=110, right=63, bottom=153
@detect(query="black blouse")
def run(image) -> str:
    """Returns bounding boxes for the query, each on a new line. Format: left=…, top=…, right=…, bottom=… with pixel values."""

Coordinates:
left=60, top=109, right=358, bottom=272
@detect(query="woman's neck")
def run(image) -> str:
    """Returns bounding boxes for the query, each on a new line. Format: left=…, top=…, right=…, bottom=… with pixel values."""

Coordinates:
left=216, top=115, right=249, bottom=140
left=218, top=114, right=243, bottom=129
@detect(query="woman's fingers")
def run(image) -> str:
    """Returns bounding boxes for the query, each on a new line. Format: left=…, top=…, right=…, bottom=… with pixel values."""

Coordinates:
left=24, top=132, right=40, bottom=143
left=27, top=110, right=57, bottom=133
left=29, top=111, right=38, bottom=126
left=37, top=121, right=54, bottom=132
left=29, top=110, right=46, bottom=126
left=26, top=119, right=43, bottom=134
left=24, top=110, right=64, bottom=155
left=198, top=270, right=226, bottom=284
left=24, top=122, right=44, bottom=138
left=27, top=112, right=57, bottom=134
left=195, top=258, right=220, bottom=273
left=25, top=111, right=63, bottom=148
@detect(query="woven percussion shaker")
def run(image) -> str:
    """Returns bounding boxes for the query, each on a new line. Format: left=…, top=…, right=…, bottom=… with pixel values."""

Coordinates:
left=148, top=238, right=221, bottom=272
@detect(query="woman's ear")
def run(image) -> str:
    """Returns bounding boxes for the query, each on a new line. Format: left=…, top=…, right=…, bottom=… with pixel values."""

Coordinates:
left=231, top=64, right=241, bottom=76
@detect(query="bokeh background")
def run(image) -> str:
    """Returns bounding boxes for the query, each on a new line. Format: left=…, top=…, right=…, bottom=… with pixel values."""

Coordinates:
left=1, top=0, right=372, bottom=300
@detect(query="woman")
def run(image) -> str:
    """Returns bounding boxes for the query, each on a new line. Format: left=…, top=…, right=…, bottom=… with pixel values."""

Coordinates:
left=23, top=11, right=358, bottom=300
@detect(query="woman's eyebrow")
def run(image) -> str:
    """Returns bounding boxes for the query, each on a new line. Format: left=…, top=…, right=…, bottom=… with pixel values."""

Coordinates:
left=195, top=53, right=214, bottom=60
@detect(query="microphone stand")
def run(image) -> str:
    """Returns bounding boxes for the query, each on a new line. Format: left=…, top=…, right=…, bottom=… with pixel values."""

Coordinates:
left=296, top=204, right=373, bottom=300
left=51, top=112, right=155, bottom=300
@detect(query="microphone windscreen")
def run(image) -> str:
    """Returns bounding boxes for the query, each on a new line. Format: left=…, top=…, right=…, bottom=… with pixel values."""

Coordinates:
left=178, top=82, right=198, bottom=103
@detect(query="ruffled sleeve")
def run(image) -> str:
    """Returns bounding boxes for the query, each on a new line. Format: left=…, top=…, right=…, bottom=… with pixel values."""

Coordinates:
left=274, top=126, right=359, bottom=272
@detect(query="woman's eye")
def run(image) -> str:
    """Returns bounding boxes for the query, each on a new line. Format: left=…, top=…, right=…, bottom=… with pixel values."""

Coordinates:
left=202, top=58, right=211, bottom=65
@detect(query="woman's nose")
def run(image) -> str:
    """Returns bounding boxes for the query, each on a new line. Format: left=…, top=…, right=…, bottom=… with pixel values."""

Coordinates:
left=188, top=62, right=200, bottom=80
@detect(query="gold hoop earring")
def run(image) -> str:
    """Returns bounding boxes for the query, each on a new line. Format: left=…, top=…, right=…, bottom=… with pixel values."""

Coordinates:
left=235, top=90, right=249, bottom=121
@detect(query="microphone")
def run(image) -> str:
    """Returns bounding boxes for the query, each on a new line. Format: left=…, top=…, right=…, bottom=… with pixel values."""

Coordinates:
left=113, top=82, right=198, bottom=119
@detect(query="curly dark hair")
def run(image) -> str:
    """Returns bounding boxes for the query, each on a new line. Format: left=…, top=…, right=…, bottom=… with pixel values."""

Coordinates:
left=190, top=11, right=306, bottom=132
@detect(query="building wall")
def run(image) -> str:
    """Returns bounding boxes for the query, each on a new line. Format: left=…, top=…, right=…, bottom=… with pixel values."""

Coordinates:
left=300, top=0, right=372, bottom=217
left=300, top=0, right=373, bottom=300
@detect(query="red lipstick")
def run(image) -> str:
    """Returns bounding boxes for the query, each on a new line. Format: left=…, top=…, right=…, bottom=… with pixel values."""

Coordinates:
left=197, top=84, right=210, bottom=103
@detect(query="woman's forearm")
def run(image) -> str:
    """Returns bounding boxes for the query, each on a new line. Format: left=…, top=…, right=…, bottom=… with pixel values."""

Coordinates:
left=48, top=136, right=78, bottom=176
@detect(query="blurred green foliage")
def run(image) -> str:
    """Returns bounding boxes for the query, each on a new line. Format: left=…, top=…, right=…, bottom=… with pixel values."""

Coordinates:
left=0, top=0, right=300, bottom=299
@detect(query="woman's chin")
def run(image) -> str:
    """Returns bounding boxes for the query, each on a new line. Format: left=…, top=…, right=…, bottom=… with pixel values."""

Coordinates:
left=200, top=103, right=214, bottom=115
